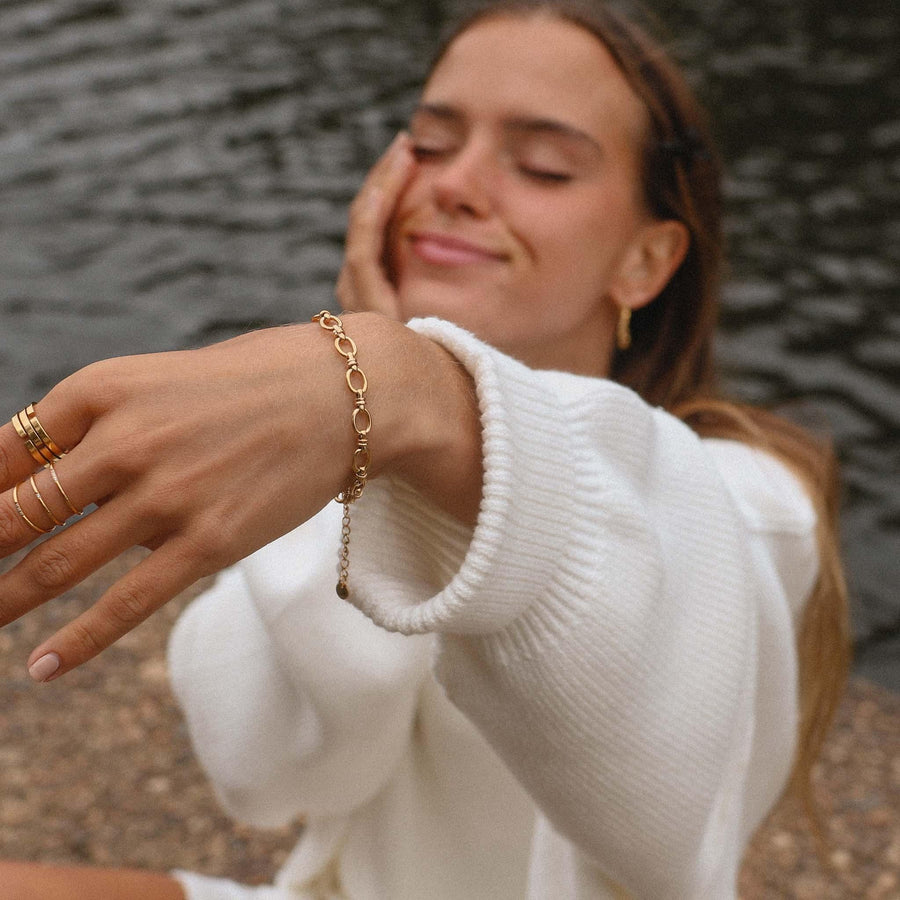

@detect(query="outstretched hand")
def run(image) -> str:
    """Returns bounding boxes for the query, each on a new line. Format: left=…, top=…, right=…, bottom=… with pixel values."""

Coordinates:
left=0, top=324, right=364, bottom=681
left=0, top=136, right=480, bottom=683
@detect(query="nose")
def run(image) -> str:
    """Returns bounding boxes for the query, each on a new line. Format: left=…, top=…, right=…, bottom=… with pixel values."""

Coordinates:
left=431, top=139, right=494, bottom=218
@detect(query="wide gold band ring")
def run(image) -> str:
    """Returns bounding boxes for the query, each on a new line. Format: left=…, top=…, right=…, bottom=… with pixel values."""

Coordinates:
left=13, top=412, right=55, bottom=467
left=11, top=404, right=67, bottom=467
left=24, top=404, right=66, bottom=458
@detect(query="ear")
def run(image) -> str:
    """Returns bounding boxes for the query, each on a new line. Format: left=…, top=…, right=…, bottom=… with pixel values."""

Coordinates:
left=609, top=219, right=690, bottom=311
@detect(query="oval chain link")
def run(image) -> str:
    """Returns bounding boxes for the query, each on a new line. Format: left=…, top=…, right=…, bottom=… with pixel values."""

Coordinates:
left=313, top=310, right=372, bottom=598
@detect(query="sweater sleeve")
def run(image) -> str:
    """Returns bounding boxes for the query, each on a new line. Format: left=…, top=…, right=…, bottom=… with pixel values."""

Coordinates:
left=171, top=871, right=294, bottom=900
left=167, top=503, right=434, bottom=828
left=347, top=318, right=818, bottom=898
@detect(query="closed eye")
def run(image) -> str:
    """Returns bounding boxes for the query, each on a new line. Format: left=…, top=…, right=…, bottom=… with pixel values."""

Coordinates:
left=411, top=144, right=452, bottom=161
left=519, top=167, right=573, bottom=184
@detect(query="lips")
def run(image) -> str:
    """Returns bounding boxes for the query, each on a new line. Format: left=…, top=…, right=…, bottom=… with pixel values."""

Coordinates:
left=407, top=231, right=508, bottom=266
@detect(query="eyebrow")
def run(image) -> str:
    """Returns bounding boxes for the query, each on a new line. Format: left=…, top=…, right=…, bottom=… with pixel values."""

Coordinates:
left=413, top=103, right=605, bottom=159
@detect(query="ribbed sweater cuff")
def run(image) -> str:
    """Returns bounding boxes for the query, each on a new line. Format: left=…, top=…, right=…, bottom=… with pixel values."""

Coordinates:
left=350, top=318, right=583, bottom=634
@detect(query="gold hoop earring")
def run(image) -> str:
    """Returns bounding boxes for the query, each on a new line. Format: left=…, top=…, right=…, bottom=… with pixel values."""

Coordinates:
left=616, top=307, right=632, bottom=351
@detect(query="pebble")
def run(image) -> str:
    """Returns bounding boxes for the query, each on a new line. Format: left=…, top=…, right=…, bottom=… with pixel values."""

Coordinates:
left=1, top=551, right=900, bottom=894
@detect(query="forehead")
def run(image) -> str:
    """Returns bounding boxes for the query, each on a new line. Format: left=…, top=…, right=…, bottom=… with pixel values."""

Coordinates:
left=423, top=15, right=648, bottom=147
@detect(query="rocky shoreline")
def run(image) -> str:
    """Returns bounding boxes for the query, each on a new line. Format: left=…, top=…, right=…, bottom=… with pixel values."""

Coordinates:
left=0, top=551, right=898, bottom=898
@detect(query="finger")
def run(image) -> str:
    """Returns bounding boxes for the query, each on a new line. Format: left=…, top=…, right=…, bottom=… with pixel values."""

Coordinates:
left=340, top=133, right=415, bottom=315
left=0, top=462, right=93, bottom=563
left=0, top=375, right=102, bottom=492
left=359, top=131, right=415, bottom=203
left=0, top=495, right=140, bottom=629
left=0, top=419, right=130, bottom=561
left=347, top=132, right=414, bottom=253
left=26, top=537, right=203, bottom=681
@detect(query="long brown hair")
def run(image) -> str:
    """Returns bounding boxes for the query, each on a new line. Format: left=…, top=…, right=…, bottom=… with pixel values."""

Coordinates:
left=435, top=0, right=850, bottom=825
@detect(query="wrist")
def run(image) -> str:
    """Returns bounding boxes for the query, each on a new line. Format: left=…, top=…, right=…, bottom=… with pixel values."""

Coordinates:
left=339, top=312, right=483, bottom=525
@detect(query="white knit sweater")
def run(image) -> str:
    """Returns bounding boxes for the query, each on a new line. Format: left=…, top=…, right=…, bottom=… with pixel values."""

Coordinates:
left=168, top=319, right=819, bottom=900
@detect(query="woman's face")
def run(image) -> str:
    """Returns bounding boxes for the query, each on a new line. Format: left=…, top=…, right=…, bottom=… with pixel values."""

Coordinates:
left=387, top=14, right=655, bottom=375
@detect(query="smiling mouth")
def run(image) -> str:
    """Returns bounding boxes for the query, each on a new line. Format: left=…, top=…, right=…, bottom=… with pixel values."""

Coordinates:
left=408, top=232, right=508, bottom=266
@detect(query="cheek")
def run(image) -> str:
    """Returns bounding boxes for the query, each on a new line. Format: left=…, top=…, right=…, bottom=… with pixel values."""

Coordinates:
left=526, top=213, right=615, bottom=282
left=517, top=218, right=633, bottom=325
left=536, top=191, right=640, bottom=273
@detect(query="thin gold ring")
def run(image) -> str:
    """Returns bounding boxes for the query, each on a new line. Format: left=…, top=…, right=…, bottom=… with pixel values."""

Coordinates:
left=30, top=474, right=65, bottom=528
left=12, top=411, right=55, bottom=467
left=49, top=462, right=82, bottom=517
left=25, top=404, right=66, bottom=459
left=13, top=483, right=51, bottom=535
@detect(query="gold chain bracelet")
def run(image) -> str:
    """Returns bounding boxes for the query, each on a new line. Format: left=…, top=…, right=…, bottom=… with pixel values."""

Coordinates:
left=313, top=311, right=372, bottom=599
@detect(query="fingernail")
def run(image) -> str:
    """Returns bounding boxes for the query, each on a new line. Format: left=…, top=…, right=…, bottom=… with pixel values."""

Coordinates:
left=29, top=652, right=61, bottom=683
left=390, top=134, right=411, bottom=165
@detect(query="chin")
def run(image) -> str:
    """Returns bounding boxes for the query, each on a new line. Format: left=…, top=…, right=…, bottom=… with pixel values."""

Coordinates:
left=395, top=279, right=500, bottom=329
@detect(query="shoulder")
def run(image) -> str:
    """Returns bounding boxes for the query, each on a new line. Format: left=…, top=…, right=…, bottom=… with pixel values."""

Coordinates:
left=702, top=438, right=819, bottom=617
left=701, top=438, right=816, bottom=536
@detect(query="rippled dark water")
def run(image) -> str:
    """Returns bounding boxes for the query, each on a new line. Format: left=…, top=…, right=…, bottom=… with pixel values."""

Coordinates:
left=0, top=1, right=897, bottom=684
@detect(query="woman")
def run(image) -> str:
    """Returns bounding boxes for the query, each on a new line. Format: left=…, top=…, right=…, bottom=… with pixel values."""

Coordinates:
left=0, top=1, right=848, bottom=897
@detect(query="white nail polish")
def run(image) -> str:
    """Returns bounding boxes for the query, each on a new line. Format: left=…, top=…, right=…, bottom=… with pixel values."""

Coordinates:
left=28, top=652, right=61, bottom=682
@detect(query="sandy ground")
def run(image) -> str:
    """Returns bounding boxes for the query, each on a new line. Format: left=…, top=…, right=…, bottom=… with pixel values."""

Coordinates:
left=1, top=550, right=898, bottom=898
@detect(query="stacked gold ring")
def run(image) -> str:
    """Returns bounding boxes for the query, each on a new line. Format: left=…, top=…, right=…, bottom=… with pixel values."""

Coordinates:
left=30, top=474, right=65, bottom=527
left=12, top=404, right=67, bottom=467
left=10, top=404, right=78, bottom=535
left=12, top=463, right=83, bottom=535
left=13, top=482, right=52, bottom=535
left=49, top=462, right=82, bottom=517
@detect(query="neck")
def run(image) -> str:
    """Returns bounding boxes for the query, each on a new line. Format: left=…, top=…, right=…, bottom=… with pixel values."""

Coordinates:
left=511, top=311, right=617, bottom=378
